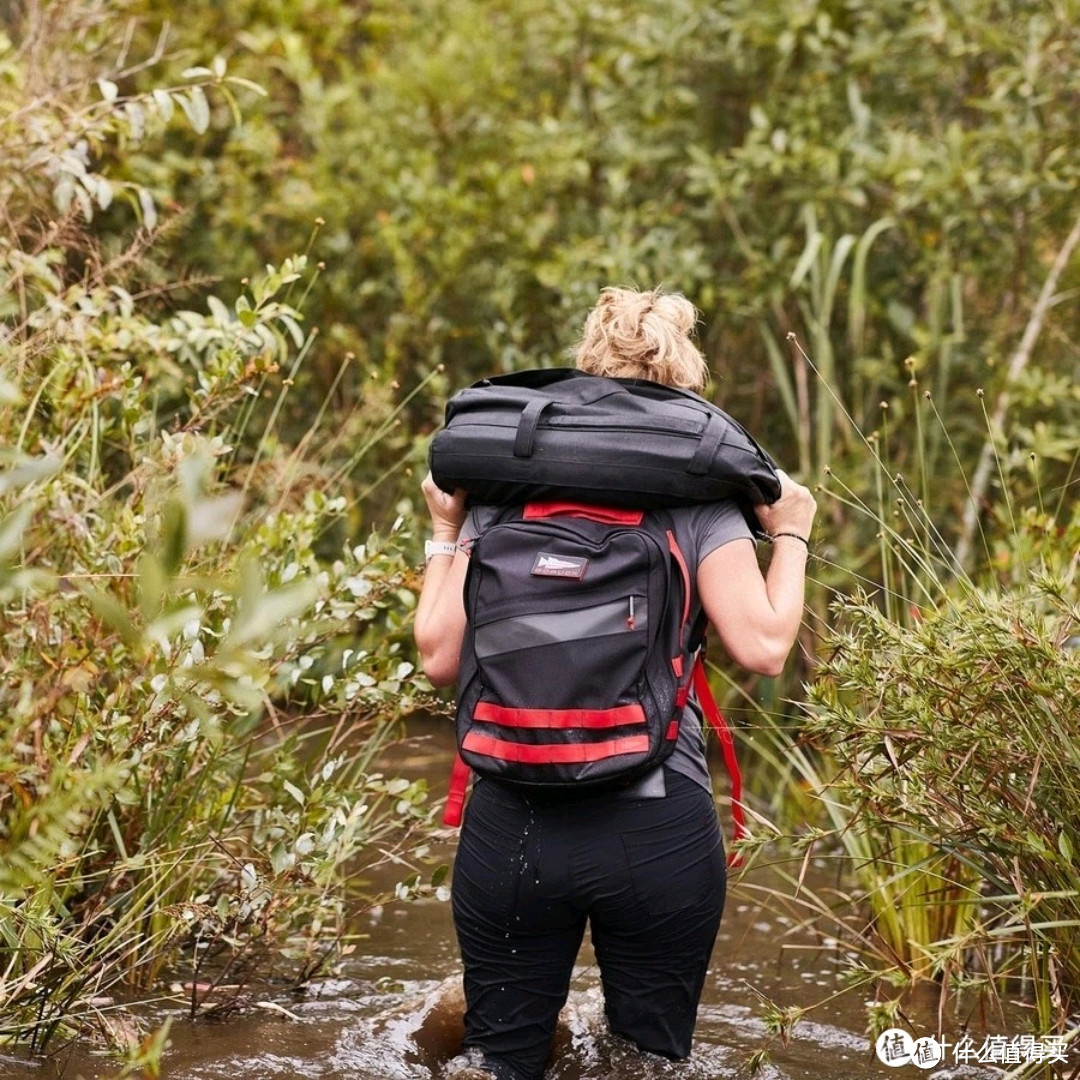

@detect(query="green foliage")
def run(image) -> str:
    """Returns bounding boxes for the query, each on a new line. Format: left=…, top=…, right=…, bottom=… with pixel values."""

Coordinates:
left=90, top=0, right=1080, bottom=712
left=742, top=488, right=1080, bottom=1047
left=95, top=0, right=1079, bottom=524
left=731, top=343, right=1078, bottom=1055
left=809, top=563, right=1079, bottom=946
left=4, top=0, right=1080, bottom=1062
left=0, top=2, right=435, bottom=1055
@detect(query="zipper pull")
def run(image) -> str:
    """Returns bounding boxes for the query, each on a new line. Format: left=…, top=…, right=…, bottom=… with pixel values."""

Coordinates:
left=627, top=596, right=636, bottom=631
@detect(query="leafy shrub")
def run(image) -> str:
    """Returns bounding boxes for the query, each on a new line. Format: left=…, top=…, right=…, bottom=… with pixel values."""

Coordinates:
left=0, top=3, right=434, bottom=1057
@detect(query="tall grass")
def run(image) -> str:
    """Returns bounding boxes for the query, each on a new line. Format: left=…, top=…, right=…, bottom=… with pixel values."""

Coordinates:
left=732, top=341, right=1080, bottom=1074
left=724, top=201, right=1080, bottom=1074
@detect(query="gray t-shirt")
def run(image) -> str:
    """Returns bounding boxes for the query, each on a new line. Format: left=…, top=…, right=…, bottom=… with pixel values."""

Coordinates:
left=460, top=501, right=754, bottom=794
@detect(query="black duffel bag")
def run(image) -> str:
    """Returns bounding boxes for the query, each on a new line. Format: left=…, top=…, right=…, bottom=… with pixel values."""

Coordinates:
left=429, top=369, right=781, bottom=524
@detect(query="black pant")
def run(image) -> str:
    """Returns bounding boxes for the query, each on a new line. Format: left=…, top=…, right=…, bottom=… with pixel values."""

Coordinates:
left=451, top=769, right=726, bottom=1080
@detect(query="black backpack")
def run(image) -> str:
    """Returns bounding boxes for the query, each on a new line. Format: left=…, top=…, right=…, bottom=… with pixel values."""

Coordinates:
left=442, top=500, right=748, bottom=864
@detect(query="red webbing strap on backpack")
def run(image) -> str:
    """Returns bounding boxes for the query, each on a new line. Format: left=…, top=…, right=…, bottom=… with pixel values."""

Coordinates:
left=692, top=655, right=748, bottom=868
left=445, top=662, right=749, bottom=848
left=444, top=752, right=471, bottom=827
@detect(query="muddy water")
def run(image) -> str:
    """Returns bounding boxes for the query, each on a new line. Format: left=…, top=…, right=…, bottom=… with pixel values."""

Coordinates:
left=4, top=718, right=1006, bottom=1080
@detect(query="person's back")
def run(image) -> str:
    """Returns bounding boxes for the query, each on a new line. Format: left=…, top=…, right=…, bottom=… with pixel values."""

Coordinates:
left=414, top=286, right=817, bottom=1080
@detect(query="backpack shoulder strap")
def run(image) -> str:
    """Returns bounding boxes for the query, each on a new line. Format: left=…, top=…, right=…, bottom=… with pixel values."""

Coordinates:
left=692, top=654, right=747, bottom=868
left=444, top=752, right=471, bottom=827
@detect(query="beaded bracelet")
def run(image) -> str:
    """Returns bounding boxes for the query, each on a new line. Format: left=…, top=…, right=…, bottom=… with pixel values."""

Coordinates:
left=770, top=532, right=810, bottom=549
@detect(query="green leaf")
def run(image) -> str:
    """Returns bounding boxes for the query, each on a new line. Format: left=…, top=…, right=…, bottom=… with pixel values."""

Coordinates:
left=93, top=174, right=114, bottom=210
left=151, top=87, right=175, bottom=121
left=224, top=75, right=268, bottom=97
left=235, top=294, right=257, bottom=327
left=137, top=186, right=158, bottom=231
left=159, top=498, right=187, bottom=576
left=1059, top=831, right=1075, bottom=864
left=207, top=294, right=231, bottom=323
left=124, top=100, right=146, bottom=141
left=177, top=87, right=211, bottom=134
left=0, top=502, right=33, bottom=563
left=223, top=580, right=318, bottom=650
left=82, top=586, right=137, bottom=646
left=138, top=551, right=168, bottom=620
left=0, top=453, right=61, bottom=495
left=279, top=314, right=305, bottom=348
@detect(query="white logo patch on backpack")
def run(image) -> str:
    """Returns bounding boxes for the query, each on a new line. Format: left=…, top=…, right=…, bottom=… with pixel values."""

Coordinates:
left=531, top=552, right=589, bottom=579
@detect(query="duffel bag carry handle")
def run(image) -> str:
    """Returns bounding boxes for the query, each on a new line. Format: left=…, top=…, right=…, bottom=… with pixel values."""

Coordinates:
left=512, top=378, right=625, bottom=458
left=513, top=398, right=550, bottom=457
left=686, top=413, right=727, bottom=476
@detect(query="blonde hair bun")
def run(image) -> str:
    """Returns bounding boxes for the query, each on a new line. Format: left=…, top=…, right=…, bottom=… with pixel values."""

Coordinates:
left=574, top=286, right=709, bottom=393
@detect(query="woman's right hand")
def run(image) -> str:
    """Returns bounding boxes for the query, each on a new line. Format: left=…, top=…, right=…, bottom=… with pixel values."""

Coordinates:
left=755, top=470, right=817, bottom=540
left=421, top=471, right=467, bottom=540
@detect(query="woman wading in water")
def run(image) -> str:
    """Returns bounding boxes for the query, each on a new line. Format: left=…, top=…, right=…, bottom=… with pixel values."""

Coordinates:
left=415, top=286, right=816, bottom=1080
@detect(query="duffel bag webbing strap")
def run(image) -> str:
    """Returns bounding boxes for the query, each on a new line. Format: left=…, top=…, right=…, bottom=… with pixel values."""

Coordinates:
left=692, top=655, right=748, bottom=868
left=513, top=398, right=551, bottom=457
left=444, top=752, right=471, bottom=827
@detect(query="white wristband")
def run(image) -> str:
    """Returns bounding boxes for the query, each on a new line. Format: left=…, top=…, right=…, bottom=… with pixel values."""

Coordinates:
left=424, top=539, right=458, bottom=563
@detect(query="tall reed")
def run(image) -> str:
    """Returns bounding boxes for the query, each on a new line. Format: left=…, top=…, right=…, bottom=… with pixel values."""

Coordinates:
left=732, top=325, right=1079, bottom=1075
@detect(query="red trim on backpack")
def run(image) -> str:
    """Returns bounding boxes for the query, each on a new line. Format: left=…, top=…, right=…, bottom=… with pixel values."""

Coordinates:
left=462, top=732, right=650, bottom=763
left=692, top=655, right=748, bottom=868
left=665, top=719, right=680, bottom=740
left=524, top=502, right=644, bottom=525
left=473, top=701, right=646, bottom=730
